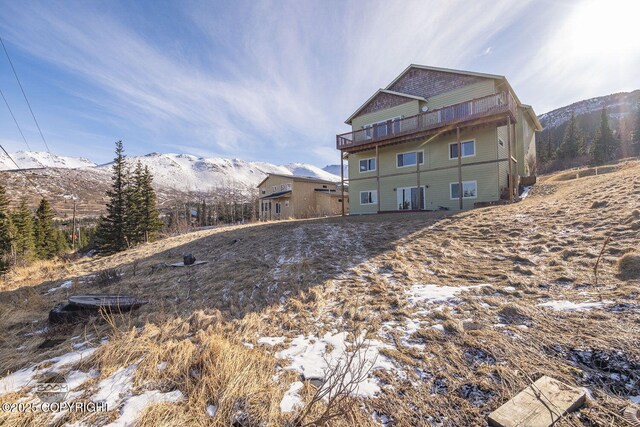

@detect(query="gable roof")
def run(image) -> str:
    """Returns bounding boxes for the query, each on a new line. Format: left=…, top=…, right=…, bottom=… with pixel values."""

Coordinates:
left=385, top=64, right=505, bottom=90
left=345, top=64, right=505, bottom=125
left=344, top=89, right=427, bottom=125
left=256, top=173, right=338, bottom=188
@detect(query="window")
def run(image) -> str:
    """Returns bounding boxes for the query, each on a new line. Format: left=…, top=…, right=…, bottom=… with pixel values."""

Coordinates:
left=360, top=190, right=377, bottom=205
left=397, top=151, right=424, bottom=168
left=363, top=117, right=401, bottom=139
left=498, top=138, right=504, bottom=147
left=322, top=185, right=328, bottom=188
left=275, top=202, right=281, bottom=214
left=261, top=189, right=266, bottom=195
left=450, top=181, right=478, bottom=199
left=359, top=158, right=376, bottom=172
left=285, top=200, right=289, bottom=207
left=449, top=140, right=476, bottom=159
left=273, top=185, right=277, bottom=192
left=281, top=184, right=285, bottom=191
left=286, top=183, right=292, bottom=190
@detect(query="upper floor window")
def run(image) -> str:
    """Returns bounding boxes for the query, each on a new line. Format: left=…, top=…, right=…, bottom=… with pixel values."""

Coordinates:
left=261, top=189, right=266, bottom=195
left=286, top=183, right=292, bottom=190
left=397, top=151, right=424, bottom=168
left=449, top=140, right=476, bottom=159
left=363, top=116, right=402, bottom=139
left=272, top=185, right=277, bottom=192
left=359, top=158, right=376, bottom=172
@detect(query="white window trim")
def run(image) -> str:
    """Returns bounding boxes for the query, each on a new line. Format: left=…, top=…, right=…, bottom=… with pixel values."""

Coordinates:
left=272, top=185, right=277, bottom=192
left=359, top=157, right=376, bottom=173
left=285, top=200, right=289, bottom=207
left=396, top=150, right=425, bottom=169
left=449, top=180, right=478, bottom=200
left=286, top=183, right=292, bottom=190
left=448, top=139, right=476, bottom=160
left=359, top=190, right=378, bottom=205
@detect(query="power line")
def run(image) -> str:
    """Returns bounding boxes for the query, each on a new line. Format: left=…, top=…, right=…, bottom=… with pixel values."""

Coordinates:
left=0, top=87, right=32, bottom=151
left=0, top=36, right=51, bottom=153
left=0, top=141, right=55, bottom=209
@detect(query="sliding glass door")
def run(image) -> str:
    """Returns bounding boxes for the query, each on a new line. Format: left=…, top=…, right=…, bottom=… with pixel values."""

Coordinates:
left=397, top=186, right=425, bottom=210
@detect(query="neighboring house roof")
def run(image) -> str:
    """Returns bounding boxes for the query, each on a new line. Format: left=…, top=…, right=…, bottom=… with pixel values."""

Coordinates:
left=344, top=89, right=427, bottom=125
left=256, top=173, right=338, bottom=188
left=259, top=190, right=292, bottom=199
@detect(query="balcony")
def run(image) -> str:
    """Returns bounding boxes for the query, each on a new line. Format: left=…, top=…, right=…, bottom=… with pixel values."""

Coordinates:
left=337, top=91, right=517, bottom=151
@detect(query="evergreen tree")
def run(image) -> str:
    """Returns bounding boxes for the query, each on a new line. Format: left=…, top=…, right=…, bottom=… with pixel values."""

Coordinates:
left=96, top=141, right=129, bottom=252
left=11, top=198, right=35, bottom=265
left=591, top=107, right=618, bottom=165
left=125, top=161, right=145, bottom=245
left=556, top=112, right=585, bottom=160
left=0, top=185, right=13, bottom=273
left=34, top=198, right=58, bottom=259
left=139, top=165, right=163, bottom=242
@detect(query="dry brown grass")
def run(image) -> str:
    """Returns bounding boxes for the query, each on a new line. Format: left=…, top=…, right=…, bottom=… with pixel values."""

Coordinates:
left=1, top=159, right=640, bottom=426
left=618, top=253, right=640, bottom=280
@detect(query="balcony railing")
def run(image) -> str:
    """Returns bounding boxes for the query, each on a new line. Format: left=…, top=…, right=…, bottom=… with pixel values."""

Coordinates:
left=337, top=91, right=516, bottom=150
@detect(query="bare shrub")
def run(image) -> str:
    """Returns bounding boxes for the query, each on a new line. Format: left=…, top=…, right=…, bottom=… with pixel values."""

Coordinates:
left=290, top=333, right=374, bottom=426
left=95, top=268, right=122, bottom=286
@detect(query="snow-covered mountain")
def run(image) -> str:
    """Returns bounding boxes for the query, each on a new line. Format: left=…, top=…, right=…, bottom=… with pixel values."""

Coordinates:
left=322, top=164, right=348, bottom=178
left=538, top=90, right=639, bottom=130
left=97, top=153, right=340, bottom=192
left=0, top=151, right=96, bottom=170
left=1, top=150, right=340, bottom=193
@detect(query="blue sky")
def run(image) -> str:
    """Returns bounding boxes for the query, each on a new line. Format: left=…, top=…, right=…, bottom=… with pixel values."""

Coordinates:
left=0, top=0, right=638, bottom=167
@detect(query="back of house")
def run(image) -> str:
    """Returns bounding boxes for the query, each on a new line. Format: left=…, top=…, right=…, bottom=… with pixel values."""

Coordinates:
left=337, top=64, right=542, bottom=214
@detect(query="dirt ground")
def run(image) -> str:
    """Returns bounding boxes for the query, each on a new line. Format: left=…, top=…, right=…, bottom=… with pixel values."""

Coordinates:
left=0, top=159, right=639, bottom=426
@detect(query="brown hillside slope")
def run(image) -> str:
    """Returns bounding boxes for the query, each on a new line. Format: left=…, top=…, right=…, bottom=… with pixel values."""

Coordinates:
left=0, top=160, right=639, bottom=426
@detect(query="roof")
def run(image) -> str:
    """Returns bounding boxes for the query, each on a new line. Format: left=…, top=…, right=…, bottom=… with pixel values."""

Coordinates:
left=384, top=64, right=505, bottom=91
left=521, top=104, right=544, bottom=131
left=256, top=173, right=338, bottom=188
left=344, top=89, right=427, bottom=125
left=344, top=64, right=542, bottom=132
left=259, top=190, right=292, bottom=199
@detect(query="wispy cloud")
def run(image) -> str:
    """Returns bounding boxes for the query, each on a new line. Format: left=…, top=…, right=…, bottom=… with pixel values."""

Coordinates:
left=0, top=0, right=637, bottom=166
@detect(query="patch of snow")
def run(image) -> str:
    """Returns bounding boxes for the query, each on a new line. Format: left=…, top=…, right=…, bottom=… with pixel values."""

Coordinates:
left=503, top=286, right=516, bottom=292
left=431, top=324, right=445, bottom=333
left=157, top=362, right=168, bottom=371
left=257, top=336, right=286, bottom=346
left=93, top=364, right=137, bottom=408
left=407, top=284, right=488, bottom=305
left=276, top=331, right=396, bottom=398
left=280, top=381, right=304, bottom=413
left=520, top=186, right=532, bottom=199
left=206, top=404, right=218, bottom=417
left=106, top=390, right=184, bottom=427
left=537, top=300, right=607, bottom=311
left=47, top=280, right=74, bottom=293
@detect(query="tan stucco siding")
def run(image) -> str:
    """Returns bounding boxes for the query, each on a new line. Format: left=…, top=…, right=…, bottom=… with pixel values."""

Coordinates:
left=426, top=79, right=496, bottom=110
left=351, top=100, right=420, bottom=132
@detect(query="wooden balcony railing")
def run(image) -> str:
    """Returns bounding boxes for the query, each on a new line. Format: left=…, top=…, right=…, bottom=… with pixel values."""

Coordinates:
left=336, top=91, right=517, bottom=150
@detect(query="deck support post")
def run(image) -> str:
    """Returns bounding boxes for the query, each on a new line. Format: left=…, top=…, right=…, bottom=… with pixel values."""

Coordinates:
left=416, top=145, right=421, bottom=210
left=457, top=126, right=462, bottom=210
left=376, top=145, right=381, bottom=213
left=507, top=115, right=513, bottom=202
left=340, top=150, right=345, bottom=216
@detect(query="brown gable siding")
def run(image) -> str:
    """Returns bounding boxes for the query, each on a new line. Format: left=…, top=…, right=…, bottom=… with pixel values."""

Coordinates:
left=359, top=92, right=415, bottom=117
left=388, top=68, right=485, bottom=100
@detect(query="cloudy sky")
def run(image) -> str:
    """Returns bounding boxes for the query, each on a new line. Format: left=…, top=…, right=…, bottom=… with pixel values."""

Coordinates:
left=0, top=0, right=638, bottom=166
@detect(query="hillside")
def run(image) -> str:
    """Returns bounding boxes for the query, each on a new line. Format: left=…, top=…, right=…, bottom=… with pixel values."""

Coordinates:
left=1, top=159, right=638, bottom=426
left=0, top=151, right=341, bottom=218
left=537, top=90, right=639, bottom=155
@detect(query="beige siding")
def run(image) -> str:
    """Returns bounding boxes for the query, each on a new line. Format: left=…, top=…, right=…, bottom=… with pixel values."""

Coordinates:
left=259, top=176, right=343, bottom=220
left=351, top=100, right=420, bottom=132
left=427, top=80, right=496, bottom=110
left=348, top=127, right=505, bottom=214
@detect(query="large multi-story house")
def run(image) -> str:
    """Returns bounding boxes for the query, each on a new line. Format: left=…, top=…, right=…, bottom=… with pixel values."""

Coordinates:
left=258, top=174, right=347, bottom=220
left=336, top=64, right=542, bottom=214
